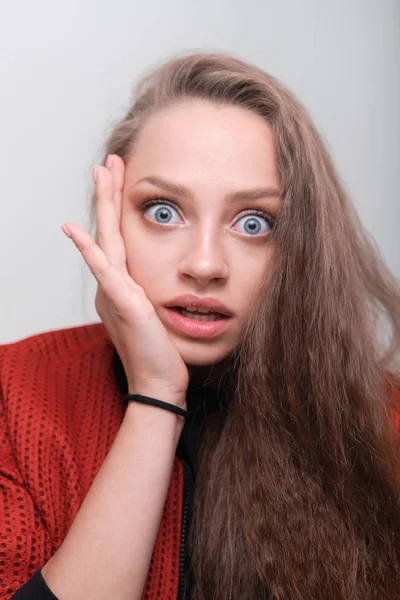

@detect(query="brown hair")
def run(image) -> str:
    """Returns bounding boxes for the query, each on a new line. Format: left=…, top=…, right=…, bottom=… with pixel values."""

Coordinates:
left=90, top=51, right=400, bottom=599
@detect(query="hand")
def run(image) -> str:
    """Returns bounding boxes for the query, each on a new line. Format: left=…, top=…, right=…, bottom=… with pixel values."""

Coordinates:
left=61, top=155, right=189, bottom=408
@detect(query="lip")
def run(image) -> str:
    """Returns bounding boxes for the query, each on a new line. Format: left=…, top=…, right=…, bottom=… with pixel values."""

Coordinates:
left=163, top=306, right=232, bottom=339
left=165, top=294, right=233, bottom=317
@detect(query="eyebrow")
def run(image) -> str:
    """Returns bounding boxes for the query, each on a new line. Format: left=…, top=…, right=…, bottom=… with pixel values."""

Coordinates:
left=133, top=175, right=281, bottom=204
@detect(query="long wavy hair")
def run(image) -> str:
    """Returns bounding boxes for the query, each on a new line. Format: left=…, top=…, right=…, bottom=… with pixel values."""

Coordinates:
left=90, top=51, right=400, bottom=599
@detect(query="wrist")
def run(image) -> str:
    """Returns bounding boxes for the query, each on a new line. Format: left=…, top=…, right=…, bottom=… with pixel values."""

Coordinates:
left=126, top=385, right=187, bottom=410
left=125, top=384, right=187, bottom=411
left=124, top=400, right=186, bottom=441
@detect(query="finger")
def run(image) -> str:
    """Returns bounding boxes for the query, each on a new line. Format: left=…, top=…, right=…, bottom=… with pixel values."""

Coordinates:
left=94, top=163, right=129, bottom=275
left=106, top=154, right=125, bottom=223
left=63, top=222, right=141, bottom=315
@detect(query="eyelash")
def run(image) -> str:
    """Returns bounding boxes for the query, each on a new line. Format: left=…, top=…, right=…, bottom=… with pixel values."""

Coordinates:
left=138, top=196, right=276, bottom=232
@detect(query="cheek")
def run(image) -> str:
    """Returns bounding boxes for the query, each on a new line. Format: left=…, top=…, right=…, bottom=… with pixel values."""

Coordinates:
left=233, top=254, right=271, bottom=316
left=123, top=237, right=178, bottom=301
left=121, top=215, right=177, bottom=279
left=125, top=244, right=159, bottom=284
left=121, top=219, right=157, bottom=283
left=236, top=253, right=270, bottom=289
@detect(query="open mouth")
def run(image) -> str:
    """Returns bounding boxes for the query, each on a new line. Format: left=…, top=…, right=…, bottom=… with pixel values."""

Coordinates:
left=164, top=305, right=232, bottom=339
left=170, top=307, right=229, bottom=321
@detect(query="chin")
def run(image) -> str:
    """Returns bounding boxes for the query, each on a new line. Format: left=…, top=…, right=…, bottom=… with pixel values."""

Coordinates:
left=177, top=341, right=232, bottom=368
left=183, top=353, right=224, bottom=368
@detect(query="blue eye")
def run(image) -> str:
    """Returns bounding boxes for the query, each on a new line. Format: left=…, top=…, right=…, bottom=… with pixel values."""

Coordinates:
left=142, top=200, right=181, bottom=224
left=234, top=213, right=273, bottom=236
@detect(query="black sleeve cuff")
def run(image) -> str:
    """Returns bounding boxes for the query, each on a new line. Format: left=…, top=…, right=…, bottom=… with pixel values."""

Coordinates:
left=10, top=568, right=59, bottom=599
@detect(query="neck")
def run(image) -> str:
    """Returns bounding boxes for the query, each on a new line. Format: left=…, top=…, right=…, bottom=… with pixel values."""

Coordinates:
left=187, top=356, right=232, bottom=390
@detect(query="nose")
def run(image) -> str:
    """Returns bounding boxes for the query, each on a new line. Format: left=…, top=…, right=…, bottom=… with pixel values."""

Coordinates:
left=178, top=225, right=229, bottom=286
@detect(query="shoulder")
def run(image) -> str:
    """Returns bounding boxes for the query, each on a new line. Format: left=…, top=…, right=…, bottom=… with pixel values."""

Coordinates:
left=0, top=322, right=121, bottom=474
left=0, top=324, right=122, bottom=543
left=0, top=321, right=112, bottom=357
left=0, top=322, right=112, bottom=372
left=0, top=322, right=117, bottom=412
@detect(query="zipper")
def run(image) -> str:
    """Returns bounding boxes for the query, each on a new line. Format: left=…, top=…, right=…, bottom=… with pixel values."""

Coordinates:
left=178, top=460, right=194, bottom=600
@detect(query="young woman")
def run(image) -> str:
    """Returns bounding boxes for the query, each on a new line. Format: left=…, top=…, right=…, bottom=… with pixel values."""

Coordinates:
left=1, top=51, right=400, bottom=600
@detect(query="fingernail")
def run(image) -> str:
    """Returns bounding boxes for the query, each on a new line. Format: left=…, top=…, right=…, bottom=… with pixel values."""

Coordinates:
left=61, top=225, right=72, bottom=238
left=92, top=166, right=98, bottom=184
left=106, top=154, right=114, bottom=169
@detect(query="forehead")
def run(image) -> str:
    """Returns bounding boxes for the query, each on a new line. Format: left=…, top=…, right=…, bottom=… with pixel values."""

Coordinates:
left=126, top=100, right=279, bottom=189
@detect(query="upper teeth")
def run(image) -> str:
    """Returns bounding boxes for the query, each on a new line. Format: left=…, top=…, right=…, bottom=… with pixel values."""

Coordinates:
left=184, top=307, right=215, bottom=314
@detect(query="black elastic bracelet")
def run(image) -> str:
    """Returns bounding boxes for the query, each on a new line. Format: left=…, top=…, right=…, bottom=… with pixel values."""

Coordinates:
left=123, top=393, right=191, bottom=418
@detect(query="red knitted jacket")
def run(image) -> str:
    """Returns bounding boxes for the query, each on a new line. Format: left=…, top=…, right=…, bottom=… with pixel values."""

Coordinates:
left=1, top=322, right=399, bottom=599
left=0, top=323, right=184, bottom=599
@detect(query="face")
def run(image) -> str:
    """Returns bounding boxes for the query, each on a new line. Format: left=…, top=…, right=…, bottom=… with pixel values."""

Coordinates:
left=120, top=100, right=281, bottom=371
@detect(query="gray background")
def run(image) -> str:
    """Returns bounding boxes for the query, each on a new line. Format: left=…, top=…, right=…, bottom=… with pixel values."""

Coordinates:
left=0, top=0, right=399, bottom=344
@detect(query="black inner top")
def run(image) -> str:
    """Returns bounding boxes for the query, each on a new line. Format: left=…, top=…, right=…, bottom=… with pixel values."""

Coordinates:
left=113, top=348, right=226, bottom=599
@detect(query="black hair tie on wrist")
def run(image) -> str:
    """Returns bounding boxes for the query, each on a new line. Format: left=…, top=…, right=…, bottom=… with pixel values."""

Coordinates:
left=123, top=393, right=191, bottom=418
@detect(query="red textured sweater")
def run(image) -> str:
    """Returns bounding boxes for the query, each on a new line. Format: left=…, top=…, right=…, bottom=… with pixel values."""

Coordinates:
left=0, top=323, right=191, bottom=599
left=1, top=322, right=400, bottom=599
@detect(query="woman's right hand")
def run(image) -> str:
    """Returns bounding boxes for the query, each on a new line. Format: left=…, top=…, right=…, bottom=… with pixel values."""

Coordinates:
left=61, top=154, right=190, bottom=409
